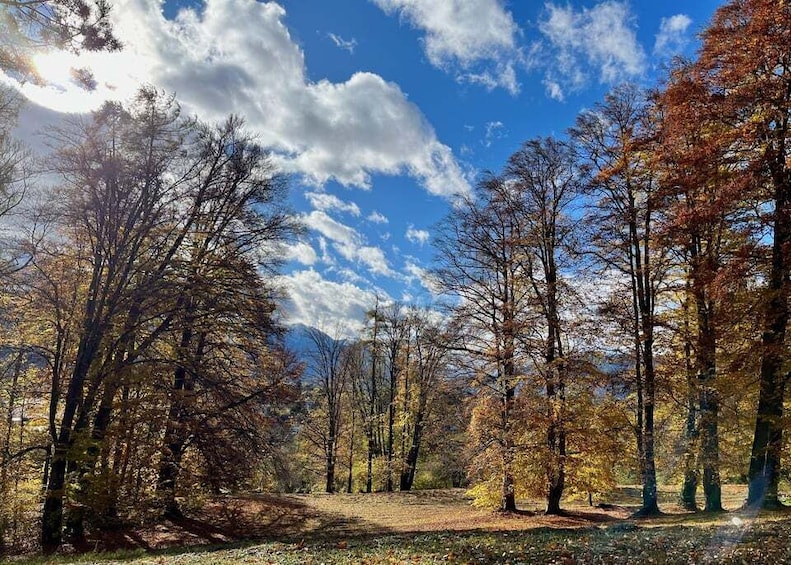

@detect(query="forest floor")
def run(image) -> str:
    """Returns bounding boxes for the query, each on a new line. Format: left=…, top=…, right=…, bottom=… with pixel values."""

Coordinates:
left=11, top=484, right=791, bottom=564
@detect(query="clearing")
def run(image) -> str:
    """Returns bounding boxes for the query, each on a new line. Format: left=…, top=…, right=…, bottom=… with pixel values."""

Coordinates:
left=11, top=485, right=791, bottom=564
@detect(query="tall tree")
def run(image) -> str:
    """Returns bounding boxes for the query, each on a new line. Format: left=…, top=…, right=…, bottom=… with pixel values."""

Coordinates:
left=658, top=0, right=791, bottom=509
left=434, top=173, right=532, bottom=512
left=302, top=326, right=350, bottom=494
left=398, top=309, right=448, bottom=491
left=505, top=137, right=582, bottom=515
left=39, top=91, right=190, bottom=549
left=570, top=84, right=666, bottom=515
left=380, top=302, right=409, bottom=492
left=155, top=116, right=295, bottom=516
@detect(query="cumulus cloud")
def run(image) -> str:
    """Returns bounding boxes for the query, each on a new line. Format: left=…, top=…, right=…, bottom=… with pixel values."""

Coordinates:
left=538, top=1, right=646, bottom=100
left=283, top=241, right=319, bottom=265
left=405, top=225, right=430, bottom=245
left=3, top=0, right=469, bottom=198
left=654, top=14, right=692, bottom=56
left=305, top=191, right=361, bottom=216
left=278, top=269, right=386, bottom=338
left=367, top=211, right=389, bottom=224
left=372, top=0, right=522, bottom=94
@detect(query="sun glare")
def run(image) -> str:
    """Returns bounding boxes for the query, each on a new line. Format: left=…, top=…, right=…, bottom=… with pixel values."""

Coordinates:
left=15, top=49, right=142, bottom=114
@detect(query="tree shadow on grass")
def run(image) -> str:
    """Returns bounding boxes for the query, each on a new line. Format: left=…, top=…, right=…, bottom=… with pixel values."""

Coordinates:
left=83, top=493, right=389, bottom=554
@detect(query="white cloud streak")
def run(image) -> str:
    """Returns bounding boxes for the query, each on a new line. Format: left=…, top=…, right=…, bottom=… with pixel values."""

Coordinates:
left=367, top=211, right=389, bottom=224
left=305, top=191, right=361, bottom=216
left=538, top=1, right=646, bottom=100
left=328, top=32, right=358, bottom=54
left=405, top=225, right=430, bottom=245
left=302, top=210, right=394, bottom=277
left=654, top=14, right=692, bottom=56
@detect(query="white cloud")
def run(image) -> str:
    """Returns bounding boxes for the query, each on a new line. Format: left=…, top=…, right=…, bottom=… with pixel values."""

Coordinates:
left=405, top=225, right=430, bottom=245
left=278, top=269, right=386, bottom=338
left=328, top=32, right=358, bottom=54
left=404, top=260, right=442, bottom=295
left=543, top=79, right=564, bottom=102
left=305, top=191, right=361, bottom=216
left=302, top=210, right=394, bottom=276
left=483, top=120, right=505, bottom=147
left=4, top=0, right=469, bottom=198
left=367, top=210, right=389, bottom=224
left=355, top=246, right=392, bottom=276
left=372, top=0, right=522, bottom=94
left=283, top=241, right=319, bottom=265
left=538, top=1, right=646, bottom=99
left=303, top=211, right=359, bottom=248
left=654, top=14, right=692, bottom=56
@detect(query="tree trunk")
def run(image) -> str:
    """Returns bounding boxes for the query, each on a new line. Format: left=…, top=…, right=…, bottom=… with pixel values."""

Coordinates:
left=699, top=378, right=722, bottom=512
left=748, top=173, right=790, bottom=509
left=347, top=403, right=355, bottom=493
left=325, top=428, right=336, bottom=493
left=680, top=309, right=699, bottom=511
left=41, top=326, right=104, bottom=552
left=156, top=327, right=200, bottom=518
left=400, top=414, right=424, bottom=491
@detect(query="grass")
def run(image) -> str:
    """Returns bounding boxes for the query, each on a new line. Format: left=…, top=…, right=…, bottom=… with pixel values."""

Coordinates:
left=8, top=485, right=791, bottom=564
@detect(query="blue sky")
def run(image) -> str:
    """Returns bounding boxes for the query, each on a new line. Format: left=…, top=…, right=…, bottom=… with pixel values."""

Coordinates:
left=4, top=0, right=723, bottom=336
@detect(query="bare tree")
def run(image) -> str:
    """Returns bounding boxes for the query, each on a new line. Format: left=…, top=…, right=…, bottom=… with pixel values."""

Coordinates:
left=434, top=173, right=533, bottom=512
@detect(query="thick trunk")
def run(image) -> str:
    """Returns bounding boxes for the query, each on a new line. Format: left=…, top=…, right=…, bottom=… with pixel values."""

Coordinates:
left=696, top=294, right=721, bottom=512
left=157, top=437, right=186, bottom=518
left=640, top=337, right=659, bottom=515
left=680, top=389, right=700, bottom=510
left=544, top=261, right=565, bottom=516
left=41, top=328, right=104, bottom=552
left=748, top=173, right=790, bottom=509
left=156, top=327, right=199, bottom=518
left=400, top=415, right=424, bottom=491
left=502, top=387, right=516, bottom=514
left=700, top=382, right=722, bottom=511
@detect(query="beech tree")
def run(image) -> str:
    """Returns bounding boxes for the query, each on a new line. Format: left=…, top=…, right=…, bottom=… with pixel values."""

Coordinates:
left=570, top=84, right=666, bottom=515
left=658, top=0, right=791, bottom=509
left=30, top=88, right=297, bottom=549
left=434, top=173, right=532, bottom=512
left=39, top=91, right=191, bottom=549
left=505, top=137, right=582, bottom=515
left=154, top=116, right=296, bottom=516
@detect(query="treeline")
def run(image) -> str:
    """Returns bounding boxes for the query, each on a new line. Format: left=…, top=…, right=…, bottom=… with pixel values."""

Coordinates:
left=296, top=0, right=791, bottom=520
left=0, top=88, right=300, bottom=552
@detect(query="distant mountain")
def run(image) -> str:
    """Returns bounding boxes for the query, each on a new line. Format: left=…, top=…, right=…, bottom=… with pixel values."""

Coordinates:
left=282, top=324, right=342, bottom=386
